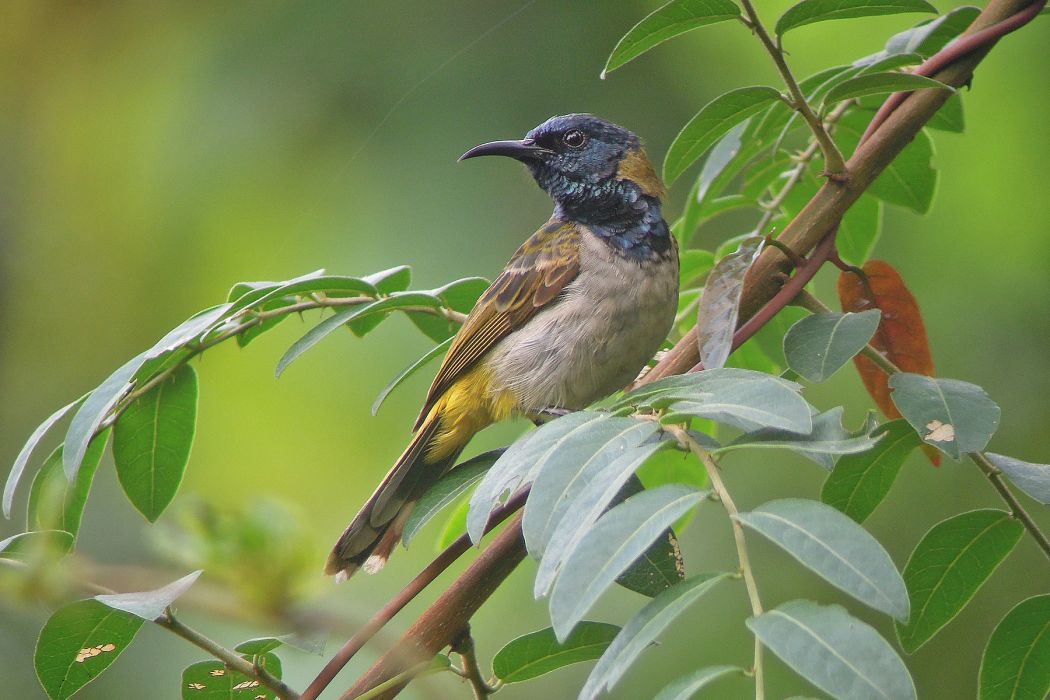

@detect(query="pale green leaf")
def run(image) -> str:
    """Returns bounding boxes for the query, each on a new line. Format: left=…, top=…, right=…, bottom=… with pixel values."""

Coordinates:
left=492, top=622, right=620, bottom=683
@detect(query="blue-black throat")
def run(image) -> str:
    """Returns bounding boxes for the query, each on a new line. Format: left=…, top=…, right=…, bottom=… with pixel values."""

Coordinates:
left=458, top=113, right=674, bottom=261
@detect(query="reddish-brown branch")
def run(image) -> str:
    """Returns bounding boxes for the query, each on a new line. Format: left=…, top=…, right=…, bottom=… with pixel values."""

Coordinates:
left=341, top=515, right=527, bottom=700
left=301, top=490, right=527, bottom=700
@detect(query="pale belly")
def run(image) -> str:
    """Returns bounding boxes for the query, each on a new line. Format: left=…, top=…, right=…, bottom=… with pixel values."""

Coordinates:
left=483, top=237, right=678, bottom=412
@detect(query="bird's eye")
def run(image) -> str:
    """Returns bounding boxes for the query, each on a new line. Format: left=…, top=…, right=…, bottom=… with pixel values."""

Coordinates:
left=562, top=129, right=587, bottom=149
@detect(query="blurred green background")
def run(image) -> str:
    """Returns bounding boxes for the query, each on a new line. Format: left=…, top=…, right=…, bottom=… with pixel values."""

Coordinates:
left=1, top=1, right=1048, bottom=698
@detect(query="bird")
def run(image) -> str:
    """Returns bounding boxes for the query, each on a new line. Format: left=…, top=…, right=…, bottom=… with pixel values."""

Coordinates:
left=326, top=114, right=679, bottom=581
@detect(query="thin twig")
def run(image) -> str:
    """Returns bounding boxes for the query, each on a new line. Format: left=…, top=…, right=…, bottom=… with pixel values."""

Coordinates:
left=451, top=627, right=495, bottom=699
left=671, top=426, right=764, bottom=700
left=158, top=609, right=300, bottom=699
left=738, top=0, right=846, bottom=175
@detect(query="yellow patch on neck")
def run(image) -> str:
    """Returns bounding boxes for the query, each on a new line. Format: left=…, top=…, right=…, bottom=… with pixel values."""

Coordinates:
left=617, top=148, right=666, bottom=200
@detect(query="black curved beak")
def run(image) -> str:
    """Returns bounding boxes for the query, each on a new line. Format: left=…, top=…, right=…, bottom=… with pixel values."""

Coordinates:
left=458, top=138, right=551, bottom=162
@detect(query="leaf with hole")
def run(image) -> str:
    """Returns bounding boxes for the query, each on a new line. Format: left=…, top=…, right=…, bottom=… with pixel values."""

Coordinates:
left=112, top=364, right=198, bottom=522
left=492, top=622, right=621, bottom=683
left=985, top=453, right=1050, bottom=505
left=897, top=509, right=1023, bottom=652
left=180, top=653, right=282, bottom=700
left=402, top=449, right=502, bottom=546
left=979, top=594, right=1050, bottom=700
left=664, top=87, right=782, bottom=184
left=467, top=412, right=622, bottom=544
left=654, top=665, right=745, bottom=700
left=27, top=434, right=109, bottom=542
left=784, top=310, right=881, bottom=383
left=821, top=419, right=920, bottom=522
left=549, top=485, right=702, bottom=641
left=749, top=600, right=916, bottom=699
left=889, top=373, right=1000, bottom=460
left=603, top=0, right=740, bottom=76
left=35, top=600, right=144, bottom=700
left=736, top=498, right=909, bottom=620
left=579, top=573, right=733, bottom=700
left=95, top=570, right=202, bottom=622
left=775, top=0, right=936, bottom=37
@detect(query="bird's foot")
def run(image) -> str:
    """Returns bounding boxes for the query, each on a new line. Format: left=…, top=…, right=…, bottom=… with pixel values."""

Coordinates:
left=528, top=406, right=572, bottom=426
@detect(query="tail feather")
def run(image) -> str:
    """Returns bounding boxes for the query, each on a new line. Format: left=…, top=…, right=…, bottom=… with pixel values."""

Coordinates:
left=325, top=412, right=459, bottom=580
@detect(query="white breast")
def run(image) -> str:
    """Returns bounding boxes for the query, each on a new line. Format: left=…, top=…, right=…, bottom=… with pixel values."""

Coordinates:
left=484, top=229, right=678, bottom=412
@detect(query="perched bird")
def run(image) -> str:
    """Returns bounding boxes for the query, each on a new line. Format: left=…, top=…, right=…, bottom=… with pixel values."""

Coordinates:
left=326, top=114, right=679, bottom=581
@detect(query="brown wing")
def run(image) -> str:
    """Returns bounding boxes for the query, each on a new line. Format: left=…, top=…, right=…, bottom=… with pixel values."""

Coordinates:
left=413, top=218, right=581, bottom=429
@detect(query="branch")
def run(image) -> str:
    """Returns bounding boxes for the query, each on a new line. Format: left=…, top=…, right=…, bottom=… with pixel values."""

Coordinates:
left=670, top=426, right=764, bottom=699
left=641, top=0, right=1042, bottom=386
left=738, top=0, right=846, bottom=175
left=451, top=626, right=496, bottom=699
left=301, top=490, right=527, bottom=700
left=796, top=290, right=1050, bottom=562
left=341, top=516, right=527, bottom=700
left=158, top=609, right=300, bottom=700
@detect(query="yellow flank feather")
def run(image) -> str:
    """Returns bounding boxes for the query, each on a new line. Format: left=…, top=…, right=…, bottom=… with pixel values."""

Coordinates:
left=425, top=363, right=518, bottom=461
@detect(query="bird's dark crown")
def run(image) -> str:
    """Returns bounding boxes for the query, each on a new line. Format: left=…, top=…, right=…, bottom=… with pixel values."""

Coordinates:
left=460, top=114, right=671, bottom=259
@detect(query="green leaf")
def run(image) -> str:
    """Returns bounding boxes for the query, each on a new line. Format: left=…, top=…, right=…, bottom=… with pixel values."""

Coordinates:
left=749, top=600, right=916, bottom=699
left=664, top=87, right=783, bottom=184
left=63, top=353, right=148, bottom=481
left=979, top=594, right=1050, bottom=700
left=234, top=637, right=283, bottom=655
left=695, top=121, right=749, bottom=208
left=430, top=276, right=489, bottom=312
left=35, top=599, right=144, bottom=700
left=402, top=449, right=502, bottom=546
left=467, top=412, right=620, bottom=543
left=985, top=453, right=1050, bottom=505
left=927, top=92, right=965, bottom=132
left=653, top=665, right=745, bottom=700
left=618, top=368, right=813, bottom=435
left=579, top=573, right=733, bottom=700
left=838, top=194, right=883, bottom=265
left=613, top=474, right=688, bottom=598
left=821, top=419, right=920, bottom=522
left=897, top=509, right=1024, bottom=652
left=112, top=364, right=198, bottom=522
left=885, top=6, right=981, bottom=56
left=236, top=298, right=293, bottom=348
left=181, top=653, right=282, bottom=699
left=0, top=530, right=74, bottom=560
left=735, top=498, right=909, bottom=620
left=679, top=249, right=716, bottom=287
left=523, top=420, right=661, bottom=558
left=855, top=51, right=924, bottom=73
left=275, top=292, right=442, bottom=377
left=95, top=570, right=202, bottom=621
left=889, top=373, right=1001, bottom=460
left=372, top=338, right=452, bottom=416
left=749, top=65, right=852, bottom=143
left=775, top=0, right=937, bottom=37
left=28, top=433, right=110, bottom=541
left=5, top=396, right=84, bottom=519
left=534, top=443, right=675, bottom=597
left=492, top=622, right=621, bottom=683
left=364, top=265, right=412, bottom=293
left=784, top=310, right=881, bottom=382
left=602, top=0, right=740, bottom=76
left=549, top=485, right=703, bottom=641
left=436, top=496, right=470, bottom=550
left=695, top=236, right=762, bottom=369
left=717, top=407, right=879, bottom=469
left=823, top=71, right=951, bottom=108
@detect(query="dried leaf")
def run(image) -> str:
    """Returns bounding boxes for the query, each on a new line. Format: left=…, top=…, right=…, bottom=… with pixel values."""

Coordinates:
left=838, top=260, right=938, bottom=465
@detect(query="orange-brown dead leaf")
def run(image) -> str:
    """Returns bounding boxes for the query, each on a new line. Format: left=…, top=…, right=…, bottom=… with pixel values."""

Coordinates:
left=838, top=260, right=940, bottom=465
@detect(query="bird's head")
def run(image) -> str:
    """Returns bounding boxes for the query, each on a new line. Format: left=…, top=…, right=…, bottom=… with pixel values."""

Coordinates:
left=460, top=114, right=665, bottom=224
